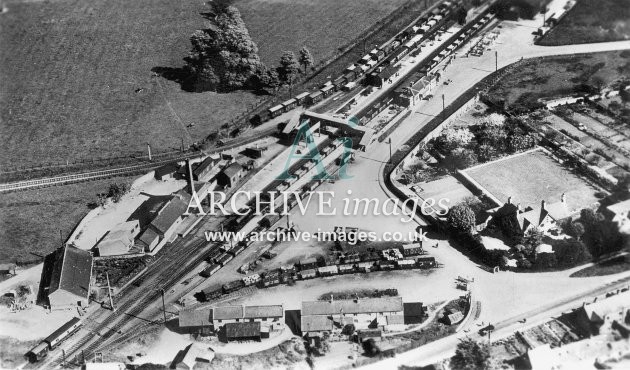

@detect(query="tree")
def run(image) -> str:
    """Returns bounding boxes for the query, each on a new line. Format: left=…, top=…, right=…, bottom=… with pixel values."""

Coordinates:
left=185, top=5, right=266, bottom=92
left=107, top=183, right=129, bottom=203
left=299, top=46, right=314, bottom=73
left=436, top=127, right=474, bottom=152
left=362, top=338, right=381, bottom=357
left=277, top=50, right=300, bottom=87
left=448, top=203, right=476, bottom=235
left=554, top=239, right=592, bottom=268
left=477, top=144, right=497, bottom=162
left=508, top=133, right=536, bottom=153
left=450, top=338, right=491, bottom=370
left=446, top=148, right=478, bottom=170
left=456, top=7, right=468, bottom=25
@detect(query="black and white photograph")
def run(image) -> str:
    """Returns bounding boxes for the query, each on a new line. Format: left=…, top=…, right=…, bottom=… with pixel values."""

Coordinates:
left=1, top=0, right=630, bottom=368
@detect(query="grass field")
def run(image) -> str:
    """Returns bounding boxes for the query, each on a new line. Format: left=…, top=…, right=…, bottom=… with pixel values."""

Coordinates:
left=464, top=149, right=599, bottom=211
left=486, top=51, right=630, bottom=112
left=237, top=0, right=410, bottom=66
left=0, top=178, right=119, bottom=264
left=0, top=0, right=266, bottom=169
left=538, top=0, right=630, bottom=46
left=570, top=255, right=630, bottom=277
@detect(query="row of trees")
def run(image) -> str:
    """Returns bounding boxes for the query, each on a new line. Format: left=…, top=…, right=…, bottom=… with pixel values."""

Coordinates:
left=185, top=4, right=315, bottom=93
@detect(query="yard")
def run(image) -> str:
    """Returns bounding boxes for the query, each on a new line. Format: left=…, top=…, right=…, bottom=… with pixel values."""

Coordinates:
left=464, top=149, right=600, bottom=211
left=538, top=0, right=630, bottom=46
left=484, top=51, right=630, bottom=113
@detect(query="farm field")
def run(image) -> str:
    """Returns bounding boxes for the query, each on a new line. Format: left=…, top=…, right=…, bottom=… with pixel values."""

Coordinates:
left=538, top=0, right=630, bottom=46
left=485, top=51, right=630, bottom=112
left=237, top=0, right=411, bottom=66
left=0, top=0, right=265, bottom=169
left=0, top=178, right=118, bottom=264
left=464, top=149, right=600, bottom=211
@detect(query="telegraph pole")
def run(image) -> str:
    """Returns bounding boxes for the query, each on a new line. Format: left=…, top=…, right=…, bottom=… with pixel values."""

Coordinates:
left=160, top=288, right=167, bottom=324
left=387, top=138, right=392, bottom=163
left=106, top=272, right=115, bottom=311
left=147, top=143, right=152, bottom=161
left=441, top=94, right=446, bottom=121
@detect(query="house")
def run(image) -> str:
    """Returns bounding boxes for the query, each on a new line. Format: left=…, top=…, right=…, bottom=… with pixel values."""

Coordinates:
left=154, top=162, right=179, bottom=181
left=605, top=199, right=630, bottom=234
left=179, top=308, right=213, bottom=336
left=400, top=243, right=423, bottom=257
left=96, top=220, right=140, bottom=257
left=574, top=290, right=630, bottom=337
left=193, top=157, right=218, bottom=182
left=47, top=246, right=93, bottom=310
left=300, top=297, right=404, bottom=335
left=137, top=196, right=188, bottom=252
left=517, top=195, right=571, bottom=234
left=216, top=163, right=243, bottom=188
left=224, top=322, right=261, bottom=342
left=170, top=343, right=214, bottom=370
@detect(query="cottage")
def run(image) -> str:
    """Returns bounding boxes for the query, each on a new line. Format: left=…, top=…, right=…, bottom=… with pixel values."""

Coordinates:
left=97, top=220, right=140, bottom=257
left=47, top=246, right=93, bottom=310
left=516, top=194, right=571, bottom=234
left=216, top=163, right=243, bottom=188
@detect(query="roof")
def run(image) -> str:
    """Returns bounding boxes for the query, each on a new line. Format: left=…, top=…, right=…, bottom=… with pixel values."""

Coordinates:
left=402, top=243, right=422, bottom=250
left=269, top=104, right=283, bottom=112
left=175, top=343, right=214, bottom=369
left=302, top=297, right=403, bottom=316
left=97, top=221, right=138, bottom=255
left=213, top=305, right=243, bottom=320
left=536, top=243, right=554, bottom=254
left=150, top=197, right=188, bottom=235
left=222, top=162, right=243, bottom=178
left=48, top=246, right=93, bottom=300
left=138, top=227, right=160, bottom=247
left=179, top=308, right=212, bottom=327
left=386, top=314, right=405, bottom=325
left=155, top=162, right=179, bottom=177
left=225, top=322, right=261, bottom=338
left=518, top=200, right=570, bottom=230
left=295, top=92, right=310, bottom=99
left=243, top=305, right=283, bottom=319
left=44, top=317, right=81, bottom=343
left=193, top=157, right=216, bottom=177
left=281, top=98, right=297, bottom=106
left=446, top=311, right=464, bottom=324
left=301, top=315, right=334, bottom=332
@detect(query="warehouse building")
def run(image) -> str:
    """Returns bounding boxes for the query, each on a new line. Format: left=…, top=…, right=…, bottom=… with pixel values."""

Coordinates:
left=47, top=246, right=93, bottom=310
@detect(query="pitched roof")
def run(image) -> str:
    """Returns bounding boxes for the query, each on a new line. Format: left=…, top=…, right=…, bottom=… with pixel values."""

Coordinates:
left=179, top=308, right=212, bottom=327
left=150, top=197, right=188, bottom=235
left=225, top=322, right=261, bottom=339
left=138, top=227, right=160, bottom=247
left=213, top=305, right=243, bottom=320
left=44, top=317, right=81, bottom=343
left=302, top=297, right=403, bottom=316
left=49, top=246, right=93, bottom=300
left=243, top=305, right=283, bottom=319
left=222, top=163, right=243, bottom=178
left=301, top=315, right=334, bottom=332
left=155, top=162, right=179, bottom=177
left=193, top=157, right=216, bottom=177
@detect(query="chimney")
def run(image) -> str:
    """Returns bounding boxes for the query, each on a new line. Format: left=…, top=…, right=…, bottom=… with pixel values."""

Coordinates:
left=507, top=196, right=512, bottom=205
left=561, top=193, right=566, bottom=204
left=186, top=159, right=196, bottom=196
left=541, top=200, right=546, bottom=210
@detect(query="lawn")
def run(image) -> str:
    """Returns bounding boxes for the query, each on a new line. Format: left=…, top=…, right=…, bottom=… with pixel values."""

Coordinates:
left=464, top=149, right=600, bottom=211
left=0, top=178, right=118, bottom=264
left=570, top=255, right=630, bottom=277
left=538, top=0, right=630, bottom=46
left=485, top=51, right=630, bottom=113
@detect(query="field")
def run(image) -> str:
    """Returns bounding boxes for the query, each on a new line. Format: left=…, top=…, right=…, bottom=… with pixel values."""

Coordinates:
left=0, top=178, right=117, bottom=264
left=538, top=0, right=630, bottom=46
left=485, top=51, right=630, bottom=112
left=238, top=0, right=409, bottom=66
left=464, top=149, right=599, bottom=211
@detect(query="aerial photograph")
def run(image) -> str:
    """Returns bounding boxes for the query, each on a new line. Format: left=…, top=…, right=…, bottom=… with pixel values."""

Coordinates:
left=1, top=0, right=629, bottom=368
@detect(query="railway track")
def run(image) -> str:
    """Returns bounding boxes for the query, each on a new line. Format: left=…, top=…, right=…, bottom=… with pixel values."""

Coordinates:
left=0, top=153, right=199, bottom=194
